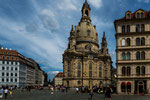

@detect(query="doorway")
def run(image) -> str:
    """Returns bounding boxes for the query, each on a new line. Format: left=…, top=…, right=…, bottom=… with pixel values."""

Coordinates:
left=137, top=81, right=144, bottom=94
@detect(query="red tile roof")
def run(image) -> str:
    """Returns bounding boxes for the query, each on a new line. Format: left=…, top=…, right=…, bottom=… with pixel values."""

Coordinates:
left=117, top=9, right=150, bottom=20
left=55, top=72, right=63, bottom=77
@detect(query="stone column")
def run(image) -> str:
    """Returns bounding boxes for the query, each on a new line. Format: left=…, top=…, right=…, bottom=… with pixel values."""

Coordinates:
left=147, top=80, right=150, bottom=94
left=131, top=80, right=135, bottom=94
left=117, top=81, right=121, bottom=94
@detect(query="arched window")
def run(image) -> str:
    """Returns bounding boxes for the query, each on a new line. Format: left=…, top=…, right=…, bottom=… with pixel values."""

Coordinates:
left=127, top=52, right=131, bottom=60
left=136, top=66, right=140, bottom=75
left=122, top=52, right=126, bottom=60
left=77, top=62, right=81, bottom=77
left=122, top=67, right=126, bottom=76
left=141, top=66, right=145, bottom=75
left=141, top=51, right=145, bottom=60
left=122, top=25, right=125, bottom=33
left=89, top=62, right=92, bottom=77
left=87, top=30, right=91, bottom=36
left=127, top=67, right=131, bottom=76
left=85, top=10, right=89, bottom=17
left=126, top=38, right=130, bottom=46
left=122, top=39, right=126, bottom=46
left=99, top=64, right=102, bottom=77
left=136, top=38, right=140, bottom=46
left=136, top=52, right=140, bottom=60
left=136, top=25, right=140, bottom=32
left=121, top=82, right=126, bottom=92
left=137, top=13, right=140, bottom=18
left=127, top=25, right=130, bottom=33
left=141, top=24, right=145, bottom=32
left=141, top=37, right=145, bottom=46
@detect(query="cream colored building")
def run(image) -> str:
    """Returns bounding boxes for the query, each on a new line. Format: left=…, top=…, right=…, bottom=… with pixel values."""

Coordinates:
left=115, top=9, right=150, bottom=94
left=54, top=72, right=63, bottom=86
left=63, top=0, right=112, bottom=88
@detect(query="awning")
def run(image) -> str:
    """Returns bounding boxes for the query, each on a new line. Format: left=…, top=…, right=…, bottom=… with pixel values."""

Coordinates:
left=121, top=82, right=126, bottom=85
left=127, top=82, right=131, bottom=85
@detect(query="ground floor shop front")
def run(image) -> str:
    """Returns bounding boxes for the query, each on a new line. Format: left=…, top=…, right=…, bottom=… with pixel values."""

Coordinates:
left=117, top=79, right=150, bottom=94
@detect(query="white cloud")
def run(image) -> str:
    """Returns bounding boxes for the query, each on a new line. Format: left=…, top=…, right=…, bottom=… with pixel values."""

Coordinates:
left=48, top=71, right=59, bottom=75
left=92, top=16, right=113, bottom=28
left=39, top=9, right=59, bottom=32
left=0, top=16, right=65, bottom=70
left=57, top=0, right=78, bottom=11
left=137, top=0, right=150, bottom=3
left=89, top=0, right=102, bottom=8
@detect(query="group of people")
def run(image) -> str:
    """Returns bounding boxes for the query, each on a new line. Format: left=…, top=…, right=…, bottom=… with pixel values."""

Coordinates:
left=0, top=87, right=13, bottom=99
left=75, top=86, right=112, bottom=100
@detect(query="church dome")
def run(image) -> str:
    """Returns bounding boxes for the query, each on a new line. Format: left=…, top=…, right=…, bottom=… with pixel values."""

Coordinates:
left=75, top=21, right=98, bottom=46
left=73, top=0, right=99, bottom=52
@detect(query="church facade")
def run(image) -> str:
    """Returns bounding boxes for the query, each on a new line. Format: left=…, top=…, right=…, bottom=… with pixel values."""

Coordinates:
left=63, top=0, right=113, bottom=88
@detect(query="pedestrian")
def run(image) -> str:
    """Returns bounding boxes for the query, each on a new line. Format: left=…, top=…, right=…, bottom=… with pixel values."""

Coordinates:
left=66, top=87, right=68, bottom=92
left=4, top=88, right=8, bottom=99
left=105, top=87, right=111, bottom=100
left=0, top=88, right=4, bottom=99
left=9, top=89, right=13, bottom=98
left=62, top=86, right=65, bottom=92
left=50, top=86, right=54, bottom=94
left=76, top=87, right=79, bottom=93
left=89, top=89, right=94, bottom=99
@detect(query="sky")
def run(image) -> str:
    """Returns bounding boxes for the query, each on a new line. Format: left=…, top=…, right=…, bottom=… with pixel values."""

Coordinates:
left=0, top=0, right=150, bottom=79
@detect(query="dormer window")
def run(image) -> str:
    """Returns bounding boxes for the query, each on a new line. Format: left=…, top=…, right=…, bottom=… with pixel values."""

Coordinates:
left=137, top=13, right=140, bottom=18
left=126, top=13, right=131, bottom=19
left=141, top=12, right=144, bottom=18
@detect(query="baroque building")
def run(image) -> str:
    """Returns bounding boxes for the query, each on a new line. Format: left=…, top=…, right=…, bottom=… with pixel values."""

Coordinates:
left=63, top=0, right=112, bottom=88
left=115, top=9, right=150, bottom=94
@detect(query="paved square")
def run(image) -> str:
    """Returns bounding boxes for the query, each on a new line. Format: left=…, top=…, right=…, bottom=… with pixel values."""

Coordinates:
left=1, top=89, right=150, bottom=100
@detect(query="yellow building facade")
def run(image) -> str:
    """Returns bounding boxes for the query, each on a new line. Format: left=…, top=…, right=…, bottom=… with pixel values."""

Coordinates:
left=115, top=9, right=150, bottom=94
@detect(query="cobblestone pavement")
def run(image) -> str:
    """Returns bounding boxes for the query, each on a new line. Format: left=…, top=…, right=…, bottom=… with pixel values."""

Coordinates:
left=0, top=89, right=150, bottom=100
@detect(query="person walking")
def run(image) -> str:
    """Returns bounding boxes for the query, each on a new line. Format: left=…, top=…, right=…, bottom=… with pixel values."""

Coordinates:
left=9, top=89, right=13, bottom=98
left=4, top=88, right=8, bottom=99
left=89, top=89, right=94, bottom=99
left=50, top=86, right=54, bottom=94
left=76, top=87, right=79, bottom=93
left=105, top=87, right=111, bottom=100
left=0, top=88, right=4, bottom=99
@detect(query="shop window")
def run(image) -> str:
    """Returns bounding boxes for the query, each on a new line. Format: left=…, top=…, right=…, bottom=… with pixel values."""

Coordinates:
left=121, top=82, right=126, bottom=92
left=127, top=82, right=131, bottom=92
